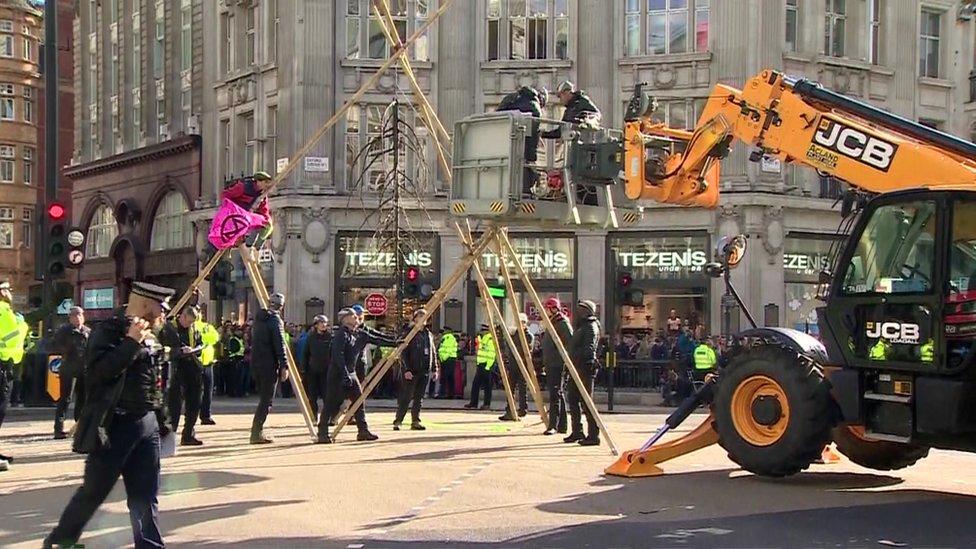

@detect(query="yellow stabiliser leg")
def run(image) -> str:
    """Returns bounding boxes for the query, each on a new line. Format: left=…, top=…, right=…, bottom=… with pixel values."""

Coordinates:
left=605, top=415, right=720, bottom=477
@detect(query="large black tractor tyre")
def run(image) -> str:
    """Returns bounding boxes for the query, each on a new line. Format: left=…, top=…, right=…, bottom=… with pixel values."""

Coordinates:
left=832, top=425, right=930, bottom=471
left=712, top=345, right=834, bottom=477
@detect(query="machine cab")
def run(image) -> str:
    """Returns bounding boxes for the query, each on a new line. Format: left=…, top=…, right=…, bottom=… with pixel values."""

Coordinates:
left=821, top=190, right=976, bottom=375
left=449, top=112, right=643, bottom=229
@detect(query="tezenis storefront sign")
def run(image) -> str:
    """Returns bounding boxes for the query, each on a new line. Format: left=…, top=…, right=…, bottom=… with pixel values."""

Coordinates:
left=337, top=234, right=438, bottom=279
left=611, top=235, right=710, bottom=280
left=479, top=236, right=575, bottom=280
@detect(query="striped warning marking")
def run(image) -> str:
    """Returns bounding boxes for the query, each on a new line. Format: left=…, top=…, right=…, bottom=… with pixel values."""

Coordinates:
left=518, top=202, right=536, bottom=214
left=451, top=202, right=466, bottom=214
left=622, top=211, right=641, bottom=224
left=489, top=202, right=505, bottom=213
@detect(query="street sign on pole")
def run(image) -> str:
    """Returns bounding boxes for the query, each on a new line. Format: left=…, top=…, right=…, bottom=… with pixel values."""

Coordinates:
left=364, top=293, right=388, bottom=316
left=56, top=298, right=73, bottom=315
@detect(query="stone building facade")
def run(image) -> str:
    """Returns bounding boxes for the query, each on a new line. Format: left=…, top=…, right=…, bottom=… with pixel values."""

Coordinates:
left=187, top=0, right=976, bottom=337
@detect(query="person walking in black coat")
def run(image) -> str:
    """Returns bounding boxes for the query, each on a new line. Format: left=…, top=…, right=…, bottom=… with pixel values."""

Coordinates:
left=317, top=308, right=379, bottom=443
left=300, top=315, right=331, bottom=420
left=45, top=281, right=174, bottom=549
left=541, top=297, right=572, bottom=435
left=394, top=309, right=437, bottom=431
left=249, top=293, right=290, bottom=445
left=565, top=299, right=602, bottom=446
left=500, top=313, right=534, bottom=421
left=51, top=306, right=91, bottom=439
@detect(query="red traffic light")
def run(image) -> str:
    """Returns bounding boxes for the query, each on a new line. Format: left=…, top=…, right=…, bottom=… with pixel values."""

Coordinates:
left=47, top=203, right=66, bottom=220
left=406, top=266, right=420, bottom=282
left=618, top=273, right=633, bottom=287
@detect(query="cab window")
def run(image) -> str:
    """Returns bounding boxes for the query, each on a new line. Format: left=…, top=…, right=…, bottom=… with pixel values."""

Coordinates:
left=842, top=201, right=936, bottom=295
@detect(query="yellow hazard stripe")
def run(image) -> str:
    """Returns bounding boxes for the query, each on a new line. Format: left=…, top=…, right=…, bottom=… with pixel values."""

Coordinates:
left=489, top=202, right=504, bottom=213
left=451, top=202, right=466, bottom=214
left=519, top=202, right=536, bottom=214
left=622, top=212, right=640, bottom=224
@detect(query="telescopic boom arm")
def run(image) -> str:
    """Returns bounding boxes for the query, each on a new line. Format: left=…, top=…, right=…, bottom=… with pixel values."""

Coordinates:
left=624, top=70, right=976, bottom=207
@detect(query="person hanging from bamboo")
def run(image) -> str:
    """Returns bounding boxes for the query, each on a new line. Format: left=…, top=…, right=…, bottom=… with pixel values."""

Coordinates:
left=207, top=171, right=276, bottom=262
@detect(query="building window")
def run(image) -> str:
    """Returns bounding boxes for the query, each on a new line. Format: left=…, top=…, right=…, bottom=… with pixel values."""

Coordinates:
left=22, top=146, right=32, bottom=185
left=154, top=0, right=165, bottom=80
left=268, top=0, right=279, bottom=63
left=785, top=0, right=798, bottom=52
left=241, top=112, right=255, bottom=172
left=347, top=0, right=435, bottom=61
left=22, top=86, right=32, bottom=124
left=624, top=0, right=708, bottom=57
left=345, top=103, right=428, bottom=192
left=21, top=206, right=32, bottom=250
left=0, top=145, right=13, bottom=183
left=647, top=98, right=707, bottom=130
left=22, top=37, right=32, bottom=62
left=220, top=13, right=232, bottom=74
left=181, top=0, right=192, bottom=71
left=868, top=0, right=882, bottom=65
left=86, top=204, right=118, bottom=259
left=220, top=119, right=231, bottom=180
left=0, top=35, right=12, bottom=57
left=0, top=222, right=11, bottom=249
left=824, top=0, right=846, bottom=57
left=488, top=0, right=569, bottom=61
left=0, top=21, right=12, bottom=32
left=150, top=191, right=191, bottom=251
left=0, top=207, right=11, bottom=219
left=88, top=32, right=98, bottom=105
left=266, top=106, right=278, bottom=172
left=245, top=5, right=256, bottom=66
left=919, top=9, right=941, bottom=78
left=0, top=97, right=13, bottom=120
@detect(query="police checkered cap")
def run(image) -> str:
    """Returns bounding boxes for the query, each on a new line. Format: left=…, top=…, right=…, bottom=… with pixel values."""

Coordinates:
left=577, top=299, right=597, bottom=315
left=130, top=281, right=176, bottom=310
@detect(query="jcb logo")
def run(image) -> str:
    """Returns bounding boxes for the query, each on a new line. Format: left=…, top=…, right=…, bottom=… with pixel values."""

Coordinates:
left=866, top=321, right=920, bottom=344
left=813, top=119, right=898, bottom=172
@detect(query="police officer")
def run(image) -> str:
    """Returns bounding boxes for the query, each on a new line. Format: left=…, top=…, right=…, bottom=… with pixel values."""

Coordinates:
left=437, top=326, right=459, bottom=398
left=52, top=306, right=91, bottom=439
left=500, top=313, right=534, bottom=421
left=195, top=316, right=220, bottom=425
left=160, top=306, right=205, bottom=446
left=45, top=281, right=174, bottom=548
left=300, top=314, right=332, bottom=420
left=318, top=308, right=379, bottom=443
left=541, top=297, right=572, bottom=436
left=250, top=293, right=289, bottom=444
left=394, top=309, right=437, bottom=431
left=464, top=325, right=496, bottom=410
left=0, top=280, right=27, bottom=469
left=692, top=337, right=718, bottom=382
left=565, top=299, right=602, bottom=446
left=224, top=327, right=246, bottom=397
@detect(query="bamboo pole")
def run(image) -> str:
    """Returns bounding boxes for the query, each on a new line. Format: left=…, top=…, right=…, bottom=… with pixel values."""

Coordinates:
left=498, top=229, right=619, bottom=455
left=331, top=228, right=497, bottom=440
left=494, top=236, right=549, bottom=426
left=456, top=223, right=548, bottom=427
left=240, top=249, right=316, bottom=439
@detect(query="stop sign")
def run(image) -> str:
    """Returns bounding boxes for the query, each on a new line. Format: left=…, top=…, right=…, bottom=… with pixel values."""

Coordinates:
left=364, top=293, right=388, bottom=316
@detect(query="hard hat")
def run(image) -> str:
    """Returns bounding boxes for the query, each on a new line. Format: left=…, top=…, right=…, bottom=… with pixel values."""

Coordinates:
left=577, top=299, right=597, bottom=315
left=556, top=80, right=575, bottom=94
left=312, top=314, right=329, bottom=325
left=269, top=293, right=285, bottom=310
left=351, top=304, right=366, bottom=316
left=253, top=170, right=272, bottom=181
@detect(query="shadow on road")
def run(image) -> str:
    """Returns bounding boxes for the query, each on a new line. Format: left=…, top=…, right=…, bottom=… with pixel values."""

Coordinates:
left=0, top=470, right=292, bottom=547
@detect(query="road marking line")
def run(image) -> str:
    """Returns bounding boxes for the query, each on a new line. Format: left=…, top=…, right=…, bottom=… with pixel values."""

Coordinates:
left=347, top=544, right=365, bottom=548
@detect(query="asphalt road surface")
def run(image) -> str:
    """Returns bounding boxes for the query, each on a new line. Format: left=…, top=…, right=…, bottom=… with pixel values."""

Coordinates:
left=3, top=404, right=976, bottom=548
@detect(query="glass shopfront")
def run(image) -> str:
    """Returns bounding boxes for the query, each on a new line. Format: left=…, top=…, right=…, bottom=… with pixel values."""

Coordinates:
left=783, top=235, right=840, bottom=335
left=468, top=235, right=575, bottom=337
left=335, top=232, right=440, bottom=331
left=609, top=233, right=711, bottom=336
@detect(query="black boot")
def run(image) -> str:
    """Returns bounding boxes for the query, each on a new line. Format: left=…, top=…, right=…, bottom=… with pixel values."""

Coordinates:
left=578, top=436, right=601, bottom=446
left=250, top=420, right=272, bottom=444
left=357, top=430, right=379, bottom=441
left=563, top=432, right=584, bottom=443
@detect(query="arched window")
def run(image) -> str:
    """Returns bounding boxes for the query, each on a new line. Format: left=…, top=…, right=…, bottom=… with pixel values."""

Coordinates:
left=150, top=191, right=191, bottom=251
left=86, top=204, right=117, bottom=259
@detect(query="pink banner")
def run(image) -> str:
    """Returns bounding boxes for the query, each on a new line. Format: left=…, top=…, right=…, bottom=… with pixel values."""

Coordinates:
left=208, top=199, right=268, bottom=250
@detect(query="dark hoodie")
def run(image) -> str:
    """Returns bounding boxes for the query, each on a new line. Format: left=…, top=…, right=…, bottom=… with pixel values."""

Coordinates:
left=250, top=308, right=288, bottom=382
left=497, top=86, right=544, bottom=163
left=570, top=313, right=601, bottom=376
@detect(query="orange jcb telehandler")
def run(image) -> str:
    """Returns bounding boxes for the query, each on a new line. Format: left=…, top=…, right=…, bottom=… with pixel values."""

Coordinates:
left=605, top=69, right=976, bottom=478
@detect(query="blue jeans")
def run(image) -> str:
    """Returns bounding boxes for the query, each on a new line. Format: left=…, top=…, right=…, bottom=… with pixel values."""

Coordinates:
left=47, top=411, right=164, bottom=548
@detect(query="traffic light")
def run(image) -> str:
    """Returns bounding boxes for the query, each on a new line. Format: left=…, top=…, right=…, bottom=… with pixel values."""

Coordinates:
left=617, top=272, right=644, bottom=307
left=210, top=260, right=236, bottom=299
left=403, top=265, right=421, bottom=298
left=45, top=202, right=68, bottom=278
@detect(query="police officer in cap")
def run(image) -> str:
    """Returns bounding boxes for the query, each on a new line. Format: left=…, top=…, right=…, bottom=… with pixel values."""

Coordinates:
left=45, top=281, right=174, bottom=548
left=159, top=305, right=205, bottom=446
left=52, top=306, right=91, bottom=440
left=318, top=308, right=379, bottom=443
